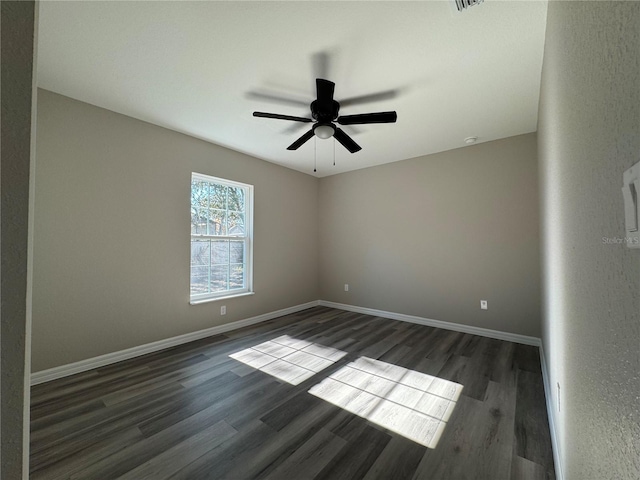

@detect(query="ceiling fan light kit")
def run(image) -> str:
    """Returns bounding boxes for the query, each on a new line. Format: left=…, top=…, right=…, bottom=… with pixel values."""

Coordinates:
left=314, top=124, right=335, bottom=139
left=253, top=78, right=398, bottom=155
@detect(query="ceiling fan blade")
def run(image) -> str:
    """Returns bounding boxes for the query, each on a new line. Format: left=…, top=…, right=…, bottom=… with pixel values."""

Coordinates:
left=316, top=79, right=335, bottom=105
left=340, top=89, right=399, bottom=107
left=253, top=112, right=313, bottom=123
left=287, top=129, right=315, bottom=150
left=333, top=128, right=362, bottom=153
left=337, top=111, right=397, bottom=125
left=246, top=91, right=309, bottom=107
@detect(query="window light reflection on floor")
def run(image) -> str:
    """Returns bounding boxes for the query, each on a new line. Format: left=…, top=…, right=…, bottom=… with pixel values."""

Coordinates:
left=229, top=335, right=347, bottom=385
left=308, top=356, right=463, bottom=448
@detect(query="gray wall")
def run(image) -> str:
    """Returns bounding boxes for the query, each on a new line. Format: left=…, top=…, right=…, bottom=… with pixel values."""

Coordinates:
left=319, top=133, right=541, bottom=337
left=1, top=1, right=37, bottom=477
left=538, top=2, right=640, bottom=479
left=32, top=90, right=319, bottom=372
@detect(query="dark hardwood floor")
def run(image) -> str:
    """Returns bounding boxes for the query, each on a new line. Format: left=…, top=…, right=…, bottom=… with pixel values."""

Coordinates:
left=30, top=307, right=555, bottom=479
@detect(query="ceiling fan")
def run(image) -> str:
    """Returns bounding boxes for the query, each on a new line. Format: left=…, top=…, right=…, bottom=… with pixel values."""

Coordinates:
left=253, top=79, right=397, bottom=153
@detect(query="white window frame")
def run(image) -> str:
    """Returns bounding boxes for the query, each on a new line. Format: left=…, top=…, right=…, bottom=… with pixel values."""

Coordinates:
left=190, top=172, right=254, bottom=304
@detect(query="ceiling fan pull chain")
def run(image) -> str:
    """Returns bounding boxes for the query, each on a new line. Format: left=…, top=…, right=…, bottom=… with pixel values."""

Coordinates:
left=314, top=136, right=317, bottom=173
left=333, top=137, right=336, bottom=167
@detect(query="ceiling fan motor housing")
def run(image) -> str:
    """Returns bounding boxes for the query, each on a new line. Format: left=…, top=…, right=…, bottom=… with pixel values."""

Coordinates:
left=311, top=99, right=340, bottom=123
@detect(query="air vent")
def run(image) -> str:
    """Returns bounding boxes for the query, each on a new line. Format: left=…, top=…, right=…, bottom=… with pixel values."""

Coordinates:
left=454, top=0, right=484, bottom=11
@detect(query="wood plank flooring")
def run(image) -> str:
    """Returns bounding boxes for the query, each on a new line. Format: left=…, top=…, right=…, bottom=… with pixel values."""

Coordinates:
left=30, top=307, right=555, bottom=479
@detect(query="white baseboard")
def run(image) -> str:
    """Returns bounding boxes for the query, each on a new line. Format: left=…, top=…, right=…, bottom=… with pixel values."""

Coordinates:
left=318, top=300, right=541, bottom=347
left=31, top=299, right=542, bottom=384
left=539, top=343, right=564, bottom=480
left=30, top=300, right=319, bottom=385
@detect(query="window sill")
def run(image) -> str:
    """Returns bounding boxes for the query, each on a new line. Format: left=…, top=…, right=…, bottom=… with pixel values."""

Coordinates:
left=190, top=291, right=255, bottom=305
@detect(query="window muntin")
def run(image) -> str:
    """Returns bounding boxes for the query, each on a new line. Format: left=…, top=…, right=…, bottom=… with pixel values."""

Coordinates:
left=190, top=173, right=253, bottom=302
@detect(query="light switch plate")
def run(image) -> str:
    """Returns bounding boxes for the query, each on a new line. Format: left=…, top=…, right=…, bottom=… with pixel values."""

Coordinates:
left=622, top=160, right=640, bottom=248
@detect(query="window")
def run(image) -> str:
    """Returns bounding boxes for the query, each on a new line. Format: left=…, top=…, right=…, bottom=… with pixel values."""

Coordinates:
left=190, top=173, right=253, bottom=303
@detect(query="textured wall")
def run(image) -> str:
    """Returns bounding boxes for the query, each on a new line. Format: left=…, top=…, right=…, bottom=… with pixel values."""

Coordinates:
left=32, top=90, right=319, bottom=371
left=1, top=1, right=37, bottom=477
left=319, top=134, right=541, bottom=337
left=538, top=2, right=640, bottom=479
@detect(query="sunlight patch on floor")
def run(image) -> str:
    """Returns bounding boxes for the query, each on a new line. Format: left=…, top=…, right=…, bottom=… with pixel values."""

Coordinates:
left=229, top=335, right=347, bottom=385
left=308, top=356, right=463, bottom=448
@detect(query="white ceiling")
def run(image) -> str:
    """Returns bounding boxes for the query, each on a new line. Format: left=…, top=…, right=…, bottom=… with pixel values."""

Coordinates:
left=37, top=1, right=548, bottom=177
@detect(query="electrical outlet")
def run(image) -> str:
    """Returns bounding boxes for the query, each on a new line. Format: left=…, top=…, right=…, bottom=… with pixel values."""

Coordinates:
left=221, top=305, right=226, bottom=315
left=480, top=300, right=488, bottom=310
left=344, top=284, right=349, bottom=292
